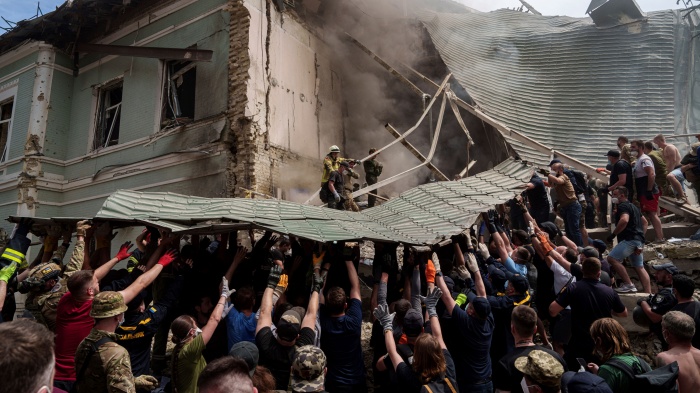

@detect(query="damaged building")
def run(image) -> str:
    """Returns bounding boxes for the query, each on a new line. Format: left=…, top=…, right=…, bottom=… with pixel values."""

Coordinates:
left=0, top=0, right=698, bottom=233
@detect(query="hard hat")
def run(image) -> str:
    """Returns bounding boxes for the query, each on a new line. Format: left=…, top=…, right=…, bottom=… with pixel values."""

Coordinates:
left=329, top=145, right=340, bottom=153
left=90, top=291, right=128, bottom=318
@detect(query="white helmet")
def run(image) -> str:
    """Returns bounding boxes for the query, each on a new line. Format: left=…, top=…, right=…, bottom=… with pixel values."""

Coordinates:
left=329, top=145, right=340, bottom=153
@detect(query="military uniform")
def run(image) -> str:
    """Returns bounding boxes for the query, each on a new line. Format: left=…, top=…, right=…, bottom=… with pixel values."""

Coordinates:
left=75, top=291, right=135, bottom=393
left=75, top=329, right=136, bottom=393
left=363, top=158, right=383, bottom=207
left=648, top=149, right=669, bottom=195
left=25, top=241, right=82, bottom=331
left=342, top=168, right=360, bottom=212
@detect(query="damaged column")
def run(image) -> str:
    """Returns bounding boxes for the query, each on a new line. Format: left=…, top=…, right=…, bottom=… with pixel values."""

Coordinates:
left=18, top=46, right=55, bottom=216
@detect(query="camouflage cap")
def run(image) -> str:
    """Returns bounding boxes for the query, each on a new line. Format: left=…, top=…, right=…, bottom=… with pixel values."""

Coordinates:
left=29, top=262, right=61, bottom=282
left=291, top=345, right=326, bottom=392
left=514, top=349, right=564, bottom=389
left=90, top=291, right=128, bottom=318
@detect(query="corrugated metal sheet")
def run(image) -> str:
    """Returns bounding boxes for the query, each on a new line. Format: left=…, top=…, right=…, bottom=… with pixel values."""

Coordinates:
left=91, top=158, right=532, bottom=244
left=421, top=9, right=693, bottom=167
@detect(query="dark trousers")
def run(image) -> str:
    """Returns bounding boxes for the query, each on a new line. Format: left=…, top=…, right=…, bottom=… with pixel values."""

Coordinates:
left=367, top=177, right=378, bottom=207
left=560, top=202, right=583, bottom=246
left=325, top=379, right=367, bottom=393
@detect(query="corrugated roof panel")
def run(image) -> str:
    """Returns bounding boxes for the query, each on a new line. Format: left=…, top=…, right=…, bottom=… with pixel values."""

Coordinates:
left=91, top=158, right=533, bottom=244
left=421, top=9, right=690, bottom=168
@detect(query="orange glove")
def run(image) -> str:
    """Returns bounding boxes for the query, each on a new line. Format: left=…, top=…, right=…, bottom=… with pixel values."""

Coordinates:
left=537, top=233, right=554, bottom=255
left=425, top=260, right=436, bottom=284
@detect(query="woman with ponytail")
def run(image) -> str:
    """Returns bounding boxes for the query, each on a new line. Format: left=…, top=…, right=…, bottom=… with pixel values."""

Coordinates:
left=170, top=276, right=231, bottom=393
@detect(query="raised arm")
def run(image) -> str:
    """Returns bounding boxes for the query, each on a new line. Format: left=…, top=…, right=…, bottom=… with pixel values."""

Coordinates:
left=436, top=274, right=456, bottom=316
left=346, top=259, right=361, bottom=301
left=302, top=273, right=324, bottom=330
left=374, top=304, right=403, bottom=371
left=118, top=249, right=175, bottom=304
left=224, top=246, right=248, bottom=282
left=422, top=287, right=446, bottom=349
left=94, top=241, right=134, bottom=281
left=256, top=265, right=282, bottom=334
left=202, top=276, right=229, bottom=345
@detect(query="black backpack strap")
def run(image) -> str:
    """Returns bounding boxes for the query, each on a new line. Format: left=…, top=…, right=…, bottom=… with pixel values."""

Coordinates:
left=70, top=336, right=115, bottom=393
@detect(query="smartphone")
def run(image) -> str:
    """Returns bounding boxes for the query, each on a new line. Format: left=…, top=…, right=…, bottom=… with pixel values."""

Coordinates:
left=577, top=358, right=588, bottom=370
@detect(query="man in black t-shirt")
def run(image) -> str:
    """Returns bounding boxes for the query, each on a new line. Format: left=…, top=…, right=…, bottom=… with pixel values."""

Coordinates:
left=606, top=186, right=651, bottom=294
left=256, top=265, right=320, bottom=390
left=549, top=257, right=627, bottom=368
left=604, top=149, right=634, bottom=203
left=326, top=161, right=348, bottom=209
left=525, top=174, right=550, bottom=225
left=636, top=262, right=678, bottom=347
left=493, top=306, right=566, bottom=393
left=487, top=275, right=531, bottom=366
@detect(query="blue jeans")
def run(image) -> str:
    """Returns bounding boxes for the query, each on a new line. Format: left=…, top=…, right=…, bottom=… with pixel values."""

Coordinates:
left=560, top=202, right=583, bottom=246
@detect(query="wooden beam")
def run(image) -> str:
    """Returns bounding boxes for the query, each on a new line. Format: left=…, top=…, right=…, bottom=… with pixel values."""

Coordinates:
left=76, top=43, right=213, bottom=61
left=659, top=196, right=700, bottom=223
left=384, top=123, right=449, bottom=181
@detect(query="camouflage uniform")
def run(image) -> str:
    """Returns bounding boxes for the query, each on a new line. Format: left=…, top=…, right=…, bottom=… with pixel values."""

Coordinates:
left=342, top=168, right=360, bottom=212
left=291, top=345, right=327, bottom=393
left=25, top=241, right=82, bottom=331
left=363, top=158, right=383, bottom=207
left=648, top=149, right=669, bottom=195
left=75, top=329, right=136, bottom=393
left=514, top=349, right=565, bottom=390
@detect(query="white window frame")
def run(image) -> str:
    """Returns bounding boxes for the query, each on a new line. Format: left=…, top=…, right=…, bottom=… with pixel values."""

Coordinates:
left=160, top=59, right=197, bottom=129
left=88, top=75, right=124, bottom=153
left=0, top=83, right=18, bottom=163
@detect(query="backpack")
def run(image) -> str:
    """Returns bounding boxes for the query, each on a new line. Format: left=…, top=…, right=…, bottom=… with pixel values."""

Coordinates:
left=606, top=356, right=679, bottom=393
left=420, top=377, right=458, bottom=393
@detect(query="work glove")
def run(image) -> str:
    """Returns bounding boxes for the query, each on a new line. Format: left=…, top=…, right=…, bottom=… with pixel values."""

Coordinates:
left=420, top=287, right=443, bottom=318
left=267, top=265, right=283, bottom=289
left=606, top=233, right=616, bottom=243
left=0, top=262, right=17, bottom=283
left=477, top=243, right=490, bottom=260
left=425, top=260, right=436, bottom=284
left=538, top=168, right=549, bottom=176
left=222, top=302, right=234, bottom=318
left=431, top=253, right=441, bottom=273
left=312, top=272, right=325, bottom=293
left=134, top=375, right=159, bottom=390
left=115, top=241, right=133, bottom=261
left=75, top=220, right=91, bottom=237
left=15, top=218, right=32, bottom=238
left=312, top=250, right=326, bottom=270
left=157, top=249, right=178, bottom=267
left=221, top=276, right=232, bottom=299
left=333, top=191, right=341, bottom=202
left=455, top=265, right=471, bottom=280
left=536, top=233, right=554, bottom=255
left=373, top=303, right=395, bottom=333
left=465, top=252, right=479, bottom=274
left=483, top=211, right=497, bottom=234
left=455, top=293, right=467, bottom=307
left=274, top=274, right=289, bottom=298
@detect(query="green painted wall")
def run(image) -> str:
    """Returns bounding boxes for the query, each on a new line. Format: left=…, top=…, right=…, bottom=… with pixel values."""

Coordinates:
left=6, top=70, right=37, bottom=161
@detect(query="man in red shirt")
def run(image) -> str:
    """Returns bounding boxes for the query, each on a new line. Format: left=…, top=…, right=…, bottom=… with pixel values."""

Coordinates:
left=53, top=228, right=178, bottom=392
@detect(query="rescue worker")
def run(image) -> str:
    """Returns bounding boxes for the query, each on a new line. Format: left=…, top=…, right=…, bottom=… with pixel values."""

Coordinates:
left=0, top=218, right=33, bottom=323
left=21, top=221, right=91, bottom=330
left=634, top=262, right=679, bottom=348
left=363, top=148, right=383, bottom=207
left=74, top=291, right=159, bottom=393
left=326, top=161, right=348, bottom=210
left=320, top=145, right=345, bottom=203
left=342, top=160, right=360, bottom=212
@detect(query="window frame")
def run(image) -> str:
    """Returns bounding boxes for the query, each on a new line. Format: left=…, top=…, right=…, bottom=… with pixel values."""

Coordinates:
left=160, top=58, right=197, bottom=129
left=89, top=76, right=124, bottom=152
left=0, top=84, right=18, bottom=163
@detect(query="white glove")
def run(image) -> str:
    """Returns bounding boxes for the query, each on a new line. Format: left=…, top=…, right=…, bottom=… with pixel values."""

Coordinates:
left=222, top=302, right=234, bottom=318
left=221, top=276, right=231, bottom=299
left=333, top=192, right=341, bottom=202
left=455, top=265, right=471, bottom=280
left=477, top=243, right=490, bottom=260
left=466, top=253, right=479, bottom=274
left=431, top=252, right=441, bottom=273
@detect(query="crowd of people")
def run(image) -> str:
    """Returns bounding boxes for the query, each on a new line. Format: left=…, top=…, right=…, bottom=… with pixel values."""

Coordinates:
left=0, top=205, right=697, bottom=393
left=0, top=136, right=700, bottom=393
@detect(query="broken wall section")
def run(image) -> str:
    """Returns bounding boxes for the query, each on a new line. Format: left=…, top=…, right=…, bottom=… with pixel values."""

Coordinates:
left=228, top=0, right=344, bottom=198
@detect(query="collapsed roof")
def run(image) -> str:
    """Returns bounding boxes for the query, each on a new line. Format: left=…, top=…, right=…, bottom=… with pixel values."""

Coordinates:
left=419, top=7, right=700, bottom=167
left=87, top=158, right=531, bottom=244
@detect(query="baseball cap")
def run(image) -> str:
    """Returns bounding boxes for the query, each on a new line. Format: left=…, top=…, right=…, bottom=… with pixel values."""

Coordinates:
left=291, top=345, right=327, bottom=393
left=488, top=265, right=507, bottom=292
left=229, top=341, right=259, bottom=377
left=442, top=275, right=455, bottom=292
left=549, top=159, right=562, bottom=166
left=578, top=246, right=599, bottom=259
left=466, top=292, right=491, bottom=318
left=90, top=291, right=128, bottom=318
left=339, top=161, right=350, bottom=167
left=539, top=222, right=560, bottom=240
left=599, top=271, right=612, bottom=287
left=561, top=371, right=613, bottom=393
left=510, top=274, right=529, bottom=294
left=605, top=150, right=621, bottom=158
left=650, top=262, right=679, bottom=275
left=403, top=309, right=423, bottom=337
left=515, top=350, right=565, bottom=389
left=590, top=239, right=607, bottom=258
left=277, top=309, right=302, bottom=342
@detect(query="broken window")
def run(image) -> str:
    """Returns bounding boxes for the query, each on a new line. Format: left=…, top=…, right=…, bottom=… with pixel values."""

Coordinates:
left=0, top=97, right=13, bottom=162
left=93, top=80, right=123, bottom=150
left=162, top=60, right=196, bottom=127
